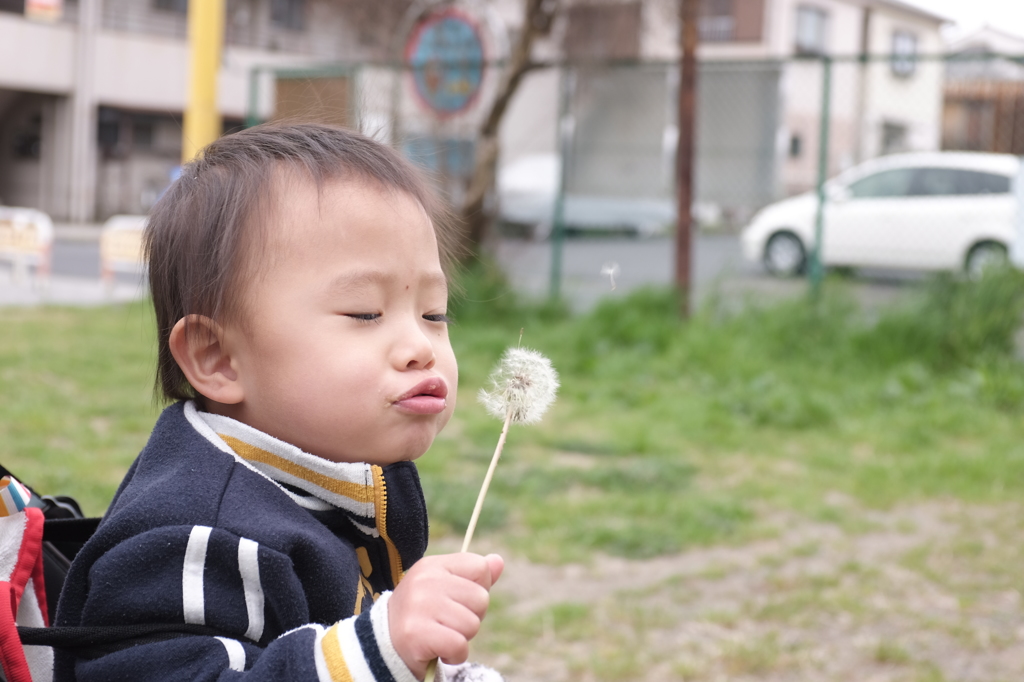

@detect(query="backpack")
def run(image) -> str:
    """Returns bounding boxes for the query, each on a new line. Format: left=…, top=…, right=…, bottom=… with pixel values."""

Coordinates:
left=0, top=468, right=221, bottom=682
left=0, top=469, right=493, bottom=682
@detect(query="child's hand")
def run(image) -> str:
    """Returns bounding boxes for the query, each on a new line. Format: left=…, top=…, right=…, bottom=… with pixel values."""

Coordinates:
left=388, top=552, right=504, bottom=680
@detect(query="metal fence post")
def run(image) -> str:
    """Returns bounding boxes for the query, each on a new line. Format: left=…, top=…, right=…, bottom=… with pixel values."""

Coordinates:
left=1012, top=156, right=1024, bottom=269
left=245, top=66, right=261, bottom=128
left=810, top=55, right=832, bottom=298
left=549, top=66, right=574, bottom=300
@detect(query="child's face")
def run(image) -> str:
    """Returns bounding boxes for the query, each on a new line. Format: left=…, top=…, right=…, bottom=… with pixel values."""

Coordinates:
left=217, top=175, right=457, bottom=465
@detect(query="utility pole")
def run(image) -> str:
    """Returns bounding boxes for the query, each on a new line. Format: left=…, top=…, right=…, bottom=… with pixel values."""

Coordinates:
left=183, top=0, right=226, bottom=162
left=675, top=0, right=699, bottom=317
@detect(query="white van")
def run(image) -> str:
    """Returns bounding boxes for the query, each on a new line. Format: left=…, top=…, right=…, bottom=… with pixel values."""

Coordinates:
left=497, top=153, right=674, bottom=239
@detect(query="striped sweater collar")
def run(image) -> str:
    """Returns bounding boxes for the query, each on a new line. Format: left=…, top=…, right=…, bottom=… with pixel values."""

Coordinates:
left=183, top=401, right=380, bottom=519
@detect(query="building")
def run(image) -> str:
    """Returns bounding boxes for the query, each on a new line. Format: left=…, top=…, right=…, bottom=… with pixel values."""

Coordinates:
left=0, top=0, right=950, bottom=226
left=0, top=0, right=411, bottom=222
left=494, top=0, right=947, bottom=227
left=648, top=0, right=947, bottom=205
left=942, top=26, right=1024, bottom=155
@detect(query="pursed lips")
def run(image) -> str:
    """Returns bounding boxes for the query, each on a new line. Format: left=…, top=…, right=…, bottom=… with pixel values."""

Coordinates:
left=392, top=377, right=449, bottom=415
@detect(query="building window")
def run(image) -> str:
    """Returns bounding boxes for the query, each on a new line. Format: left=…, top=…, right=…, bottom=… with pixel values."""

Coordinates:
left=565, top=2, right=641, bottom=61
left=11, top=113, right=41, bottom=160
left=153, top=0, right=187, bottom=12
left=789, top=133, right=803, bottom=158
left=133, top=120, right=155, bottom=151
left=97, top=107, right=123, bottom=158
left=795, top=5, right=828, bottom=55
left=891, top=30, right=917, bottom=77
left=881, top=121, right=908, bottom=154
left=271, top=0, right=304, bottom=30
left=700, top=0, right=734, bottom=42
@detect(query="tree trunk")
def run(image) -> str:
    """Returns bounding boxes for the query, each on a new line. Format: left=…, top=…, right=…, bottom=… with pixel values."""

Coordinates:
left=460, top=0, right=559, bottom=256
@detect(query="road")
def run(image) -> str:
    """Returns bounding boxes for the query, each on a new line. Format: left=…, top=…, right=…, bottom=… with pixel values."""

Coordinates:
left=44, top=232, right=762, bottom=309
left=0, top=236, right=144, bottom=307
left=52, top=239, right=106, bottom=279
left=2, top=232, right=919, bottom=310
left=490, top=232, right=917, bottom=312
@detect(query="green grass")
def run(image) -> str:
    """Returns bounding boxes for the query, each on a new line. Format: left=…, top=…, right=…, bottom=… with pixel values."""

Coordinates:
left=5, top=266, right=1024, bottom=560
left=0, top=302, right=159, bottom=513
left=431, top=266, right=1024, bottom=561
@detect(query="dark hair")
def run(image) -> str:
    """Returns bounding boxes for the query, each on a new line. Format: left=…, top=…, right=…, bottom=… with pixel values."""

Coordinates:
left=145, top=123, right=461, bottom=403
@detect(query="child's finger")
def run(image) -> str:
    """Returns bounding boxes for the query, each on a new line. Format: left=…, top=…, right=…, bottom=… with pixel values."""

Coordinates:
left=436, top=601, right=485, bottom=640
left=441, top=552, right=499, bottom=589
left=484, top=554, right=504, bottom=585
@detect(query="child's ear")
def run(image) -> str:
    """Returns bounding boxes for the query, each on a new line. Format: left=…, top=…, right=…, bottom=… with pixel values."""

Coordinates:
left=168, top=315, right=244, bottom=405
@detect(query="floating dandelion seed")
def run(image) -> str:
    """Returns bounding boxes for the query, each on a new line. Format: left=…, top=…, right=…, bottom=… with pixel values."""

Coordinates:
left=601, top=261, right=620, bottom=290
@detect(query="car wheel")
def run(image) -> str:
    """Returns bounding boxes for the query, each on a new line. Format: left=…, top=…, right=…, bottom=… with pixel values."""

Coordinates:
left=965, top=241, right=1008, bottom=279
left=764, top=231, right=806, bottom=277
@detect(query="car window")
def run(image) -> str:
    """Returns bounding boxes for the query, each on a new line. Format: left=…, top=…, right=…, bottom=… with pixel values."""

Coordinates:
left=847, top=168, right=916, bottom=198
left=956, top=170, right=1011, bottom=195
left=909, top=168, right=960, bottom=196
left=908, top=168, right=1012, bottom=196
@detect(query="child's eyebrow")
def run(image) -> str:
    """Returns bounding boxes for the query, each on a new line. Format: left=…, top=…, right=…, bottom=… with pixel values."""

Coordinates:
left=325, top=270, right=448, bottom=294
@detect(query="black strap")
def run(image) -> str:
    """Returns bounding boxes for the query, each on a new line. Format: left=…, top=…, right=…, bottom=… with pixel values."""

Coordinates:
left=42, top=517, right=101, bottom=544
left=17, top=623, right=238, bottom=660
left=4, top=467, right=252, bottom=661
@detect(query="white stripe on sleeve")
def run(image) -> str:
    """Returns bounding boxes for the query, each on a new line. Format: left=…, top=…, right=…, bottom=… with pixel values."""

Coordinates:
left=310, top=625, right=333, bottom=682
left=183, top=525, right=213, bottom=625
left=370, top=592, right=419, bottom=682
left=335, top=618, right=374, bottom=681
left=238, top=537, right=265, bottom=642
left=215, top=637, right=246, bottom=671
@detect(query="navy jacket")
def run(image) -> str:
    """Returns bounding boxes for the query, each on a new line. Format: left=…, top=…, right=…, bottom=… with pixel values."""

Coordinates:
left=54, top=401, right=429, bottom=682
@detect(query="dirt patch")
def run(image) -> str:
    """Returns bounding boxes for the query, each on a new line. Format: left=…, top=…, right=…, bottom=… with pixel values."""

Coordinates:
left=464, top=501, right=1024, bottom=681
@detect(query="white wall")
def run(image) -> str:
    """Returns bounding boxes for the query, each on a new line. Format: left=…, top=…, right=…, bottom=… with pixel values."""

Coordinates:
left=498, top=68, right=560, bottom=165
left=0, top=14, right=329, bottom=120
left=774, top=0, right=865, bottom=192
left=860, top=7, right=944, bottom=157
left=95, top=34, right=323, bottom=118
left=0, top=14, right=75, bottom=94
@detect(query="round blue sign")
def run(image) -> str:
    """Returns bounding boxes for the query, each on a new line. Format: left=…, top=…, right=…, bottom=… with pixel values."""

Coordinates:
left=405, top=10, right=485, bottom=116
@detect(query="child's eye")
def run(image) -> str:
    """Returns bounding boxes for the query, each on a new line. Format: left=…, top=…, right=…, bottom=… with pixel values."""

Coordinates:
left=423, top=313, right=451, bottom=324
left=345, top=313, right=382, bottom=324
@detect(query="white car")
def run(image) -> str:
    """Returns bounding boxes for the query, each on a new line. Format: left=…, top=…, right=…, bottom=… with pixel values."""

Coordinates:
left=741, top=152, right=1021, bottom=277
left=497, top=153, right=674, bottom=239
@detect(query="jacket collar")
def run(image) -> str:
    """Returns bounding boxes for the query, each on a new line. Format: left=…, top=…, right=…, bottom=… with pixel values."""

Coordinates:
left=182, top=401, right=428, bottom=581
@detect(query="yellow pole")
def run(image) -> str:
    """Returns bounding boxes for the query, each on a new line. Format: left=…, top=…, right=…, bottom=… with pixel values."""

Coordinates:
left=182, top=0, right=225, bottom=163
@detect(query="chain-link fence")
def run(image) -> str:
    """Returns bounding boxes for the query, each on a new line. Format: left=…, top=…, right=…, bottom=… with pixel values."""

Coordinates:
left=245, top=49, right=1024, bottom=301
left=246, top=56, right=502, bottom=209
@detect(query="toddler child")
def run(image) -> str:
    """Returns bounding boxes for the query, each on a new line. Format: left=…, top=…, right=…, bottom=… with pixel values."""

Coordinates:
left=54, top=124, right=503, bottom=682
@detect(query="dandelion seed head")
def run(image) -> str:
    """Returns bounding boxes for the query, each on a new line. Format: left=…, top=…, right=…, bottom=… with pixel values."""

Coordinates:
left=477, top=347, right=559, bottom=424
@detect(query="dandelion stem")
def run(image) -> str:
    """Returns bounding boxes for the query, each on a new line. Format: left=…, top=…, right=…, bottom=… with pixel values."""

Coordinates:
left=461, top=410, right=513, bottom=553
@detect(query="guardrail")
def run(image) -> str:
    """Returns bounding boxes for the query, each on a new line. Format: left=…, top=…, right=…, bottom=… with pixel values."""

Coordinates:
left=99, top=215, right=147, bottom=294
left=0, top=207, right=53, bottom=289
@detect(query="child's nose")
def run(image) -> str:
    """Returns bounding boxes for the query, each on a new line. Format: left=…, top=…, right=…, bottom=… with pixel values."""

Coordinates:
left=393, top=321, right=436, bottom=370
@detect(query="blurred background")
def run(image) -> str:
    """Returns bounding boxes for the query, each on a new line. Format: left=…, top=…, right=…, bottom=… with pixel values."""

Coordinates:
left=7, top=2, right=1024, bottom=681
left=2, top=0, right=1024, bottom=307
